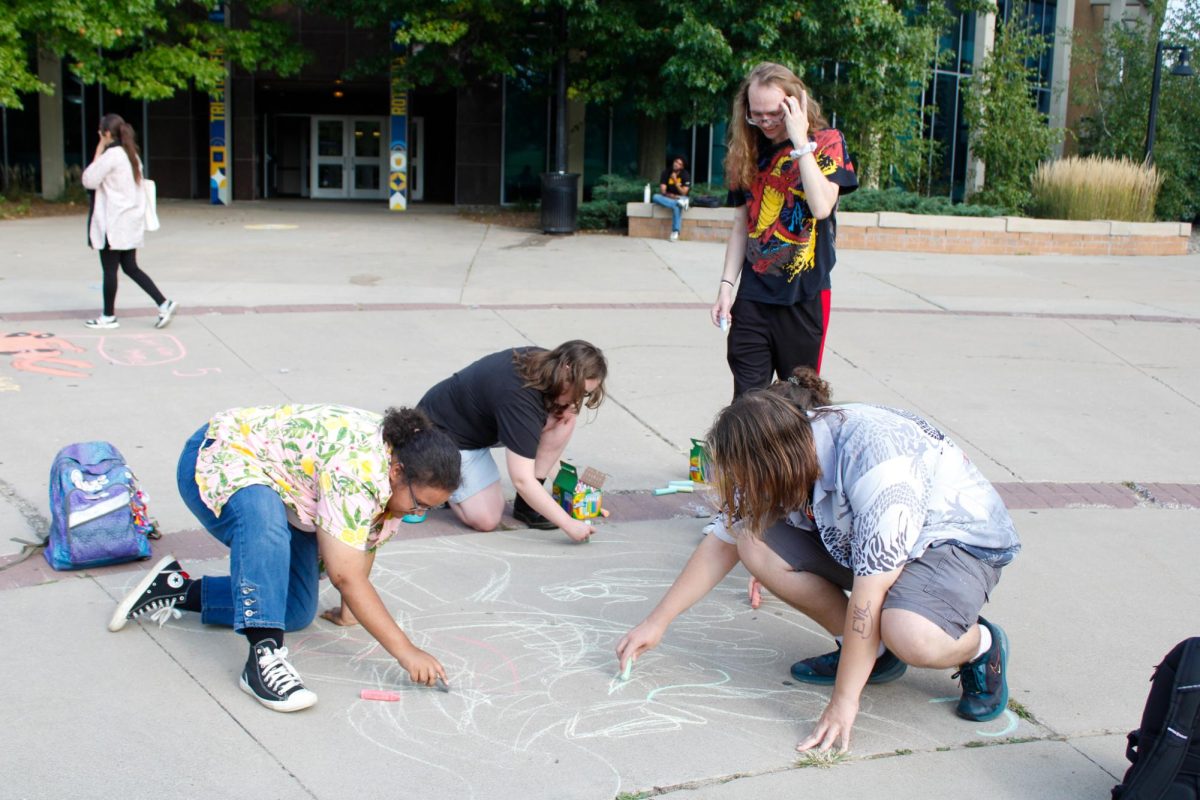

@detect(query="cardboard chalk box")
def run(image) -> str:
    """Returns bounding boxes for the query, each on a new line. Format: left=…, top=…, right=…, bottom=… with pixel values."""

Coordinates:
left=552, top=462, right=608, bottom=520
left=689, top=438, right=711, bottom=483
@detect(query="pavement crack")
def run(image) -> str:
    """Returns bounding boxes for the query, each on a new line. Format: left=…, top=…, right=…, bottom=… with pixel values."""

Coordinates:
left=0, top=476, right=49, bottom=535
left=1066, top=320, right=1200, bottom=410
left=106, top=600, right=322, bottom=800
left=460, top=225, right=494, bottom=303
left=866, top=274, right=951, bottom=311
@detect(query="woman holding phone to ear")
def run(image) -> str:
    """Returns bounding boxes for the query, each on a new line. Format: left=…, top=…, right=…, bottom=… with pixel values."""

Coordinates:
left=80, top=113, right=177, bottom=330
left=711, top=62, right=858, bottom=398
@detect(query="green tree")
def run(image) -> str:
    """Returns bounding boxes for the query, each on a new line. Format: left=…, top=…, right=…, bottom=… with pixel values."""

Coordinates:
left=0, top=1, right=307, bottom=109
left=1072, top=0, right=1199, bottom=221
left=316, top=0, right=978, bottom=188
left=962, top=12, right=1060, bottom=211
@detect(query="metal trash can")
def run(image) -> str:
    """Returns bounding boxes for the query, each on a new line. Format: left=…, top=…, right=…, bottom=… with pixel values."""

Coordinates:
left=540, top=171, right=580, bottom=234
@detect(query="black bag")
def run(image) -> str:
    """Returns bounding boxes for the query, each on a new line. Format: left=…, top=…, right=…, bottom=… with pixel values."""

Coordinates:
left=690, top=195, right=722, bottom=208
left=1113, top=638, right=1200, bottom=799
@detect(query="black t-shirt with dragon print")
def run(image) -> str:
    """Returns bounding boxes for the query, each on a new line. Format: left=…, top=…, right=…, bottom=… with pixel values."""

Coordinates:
left=728, top=128, right=858, bottom=305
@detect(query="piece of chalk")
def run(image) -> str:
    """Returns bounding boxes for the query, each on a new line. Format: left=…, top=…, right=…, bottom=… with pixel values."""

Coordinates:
left=360, top=689, right=402, bottom=702
left=436, top=676, right=451, bottom=693
left=600, top=508, right=611, bottom=518
left=720, top=316, right=730, bottom=332
left=668, top=480, right=696, bottom=487
left=672, top=485, right=695, bottom=493
left=621, top=659, right=633, bottom=681
left=653, top=487, right=678, bottom=496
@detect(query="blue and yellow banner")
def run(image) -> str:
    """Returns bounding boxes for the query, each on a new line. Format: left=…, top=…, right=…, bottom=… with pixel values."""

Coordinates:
left=209, top=5, right=229, bottom=205
left=388, top=21, right=408, bottom=211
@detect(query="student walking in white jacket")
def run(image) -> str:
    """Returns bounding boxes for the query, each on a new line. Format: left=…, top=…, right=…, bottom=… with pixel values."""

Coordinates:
left=80, top=114, right=177, bottom=330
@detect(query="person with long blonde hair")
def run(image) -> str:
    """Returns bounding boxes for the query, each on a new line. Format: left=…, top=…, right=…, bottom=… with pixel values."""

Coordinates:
left=711, top=62, right=857, bottom=397
left=618, top=387, right=1020, bottom=753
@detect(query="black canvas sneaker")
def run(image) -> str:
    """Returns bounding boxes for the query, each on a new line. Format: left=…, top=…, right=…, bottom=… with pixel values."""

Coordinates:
left=108, top=554, right=191, bottom=632
left=240, top=638, right=318, bottom=713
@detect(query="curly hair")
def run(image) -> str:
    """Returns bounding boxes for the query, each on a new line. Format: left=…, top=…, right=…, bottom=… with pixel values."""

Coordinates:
left=381, top=406, right=461, bottom=491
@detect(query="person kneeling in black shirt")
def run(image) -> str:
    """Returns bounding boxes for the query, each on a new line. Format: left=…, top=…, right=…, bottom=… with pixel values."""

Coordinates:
left=418, top=340, right=608, bottom=542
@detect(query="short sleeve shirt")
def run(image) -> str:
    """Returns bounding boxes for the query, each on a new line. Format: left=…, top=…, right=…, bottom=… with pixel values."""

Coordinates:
left=730, top=128, right=858, bottom=305
left=194, top=404, right=401, bottom=551
left=659, top=168, right=692, bottom=197
left=418, top=348, right=548, bottom=459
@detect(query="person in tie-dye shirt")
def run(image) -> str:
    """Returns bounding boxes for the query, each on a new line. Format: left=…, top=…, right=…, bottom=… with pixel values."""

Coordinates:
left=108, top=404, right=461, bottom=713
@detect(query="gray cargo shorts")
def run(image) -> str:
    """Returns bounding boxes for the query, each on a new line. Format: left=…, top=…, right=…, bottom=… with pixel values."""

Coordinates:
left=762, top=523, right=1002, bottom=639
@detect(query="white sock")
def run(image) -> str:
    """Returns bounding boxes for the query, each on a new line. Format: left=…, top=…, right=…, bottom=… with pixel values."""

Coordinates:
left=834, top=635, right=886, bottom=658
left=973, top=625, right=993, bottom=661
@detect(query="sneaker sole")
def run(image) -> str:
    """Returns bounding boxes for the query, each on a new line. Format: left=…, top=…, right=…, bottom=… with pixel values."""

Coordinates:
left=107, top=554, right=177, bottom=632
left=239, top=675, right=318, bottom=712
left=956, top=619, right=1010, bottom=722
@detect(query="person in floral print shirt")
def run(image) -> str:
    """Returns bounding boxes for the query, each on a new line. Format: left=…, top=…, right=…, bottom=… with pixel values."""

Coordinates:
left=108, top=405, right=462, bottom=713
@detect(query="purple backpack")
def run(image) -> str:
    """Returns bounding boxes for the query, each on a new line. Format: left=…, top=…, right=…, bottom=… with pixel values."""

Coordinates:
left=45, top=441, right=157, bottom=570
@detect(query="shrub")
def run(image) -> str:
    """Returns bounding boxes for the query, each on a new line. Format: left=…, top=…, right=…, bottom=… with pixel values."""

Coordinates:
left=1030, top=156, right=1162, bottom=221
left=577, top=199, right=625, bottom=230
left=839, top=187, right=1009, bottom=217
left=1072, top=5, right=1200, bottom=221
left=591, top=174, right=646, bottom=204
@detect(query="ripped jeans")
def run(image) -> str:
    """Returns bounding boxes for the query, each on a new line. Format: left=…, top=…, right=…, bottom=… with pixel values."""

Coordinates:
left=176, top=425, right=319, bottom=633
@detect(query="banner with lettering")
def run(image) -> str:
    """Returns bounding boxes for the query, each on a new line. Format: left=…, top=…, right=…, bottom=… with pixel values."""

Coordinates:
left=388, top=21, right=408, bottom=211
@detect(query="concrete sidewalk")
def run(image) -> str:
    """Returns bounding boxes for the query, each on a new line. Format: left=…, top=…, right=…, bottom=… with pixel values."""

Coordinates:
left=1, top=201, right=1198, bottom=799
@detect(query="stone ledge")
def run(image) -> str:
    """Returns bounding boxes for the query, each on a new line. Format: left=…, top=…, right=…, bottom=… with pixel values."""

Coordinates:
left=623, top=203, right=1191, bottom=255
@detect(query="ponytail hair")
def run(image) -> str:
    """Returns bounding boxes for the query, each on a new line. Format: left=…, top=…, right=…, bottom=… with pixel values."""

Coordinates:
left=99, top=113, right=142, bottom=183
left=767, top=366, right=832, bottom=410
left=381, top=407, right=461, bottom=491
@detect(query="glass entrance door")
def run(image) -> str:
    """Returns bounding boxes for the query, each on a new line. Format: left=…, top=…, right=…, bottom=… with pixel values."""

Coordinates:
left=310, top=116, right=388, bottom=200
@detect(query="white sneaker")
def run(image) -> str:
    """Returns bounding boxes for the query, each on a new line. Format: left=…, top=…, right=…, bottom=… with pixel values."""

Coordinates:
left=669, top=231, right=679, bottom=242
left=84, top=315, right=119, bottom=329
left=678, top=197, right=690, bottom=211
left=154, top=300, right=178, bottom=329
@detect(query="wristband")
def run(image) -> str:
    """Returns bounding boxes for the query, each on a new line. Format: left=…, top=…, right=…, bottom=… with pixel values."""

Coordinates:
left=720, top=278, right=735, bottom=288
left=789, top=141, right=818, bottom=159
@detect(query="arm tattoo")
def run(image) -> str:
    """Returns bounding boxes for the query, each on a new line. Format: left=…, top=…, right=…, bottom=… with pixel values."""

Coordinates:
left=851, top=600, right=873, bottom=639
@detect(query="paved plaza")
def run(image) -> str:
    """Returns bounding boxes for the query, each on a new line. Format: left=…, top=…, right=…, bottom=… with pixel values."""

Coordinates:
left=1, top=201, right=1198, bottom=799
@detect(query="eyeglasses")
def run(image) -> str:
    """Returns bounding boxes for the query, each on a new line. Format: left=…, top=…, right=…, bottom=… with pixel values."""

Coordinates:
left=405, top=479, right=432, bottom=516
left=745, top=110, right=785, bottom=127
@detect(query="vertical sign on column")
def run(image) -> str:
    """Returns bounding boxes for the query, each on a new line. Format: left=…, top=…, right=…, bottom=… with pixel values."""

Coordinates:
left=388, top=21, right=408, bottom=211
left=209, top=4, right=230, bottom=205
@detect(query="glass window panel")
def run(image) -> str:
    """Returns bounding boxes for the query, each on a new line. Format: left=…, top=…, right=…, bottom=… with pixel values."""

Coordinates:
left=354, top=120, right=381, bottom=158
left=355, top=164, right=379, bottom=190
left=503, top=70, right=549, bottom=203
left=318, top=163, right=343, bottom=188
left=317, top=120, right=343, bottom=157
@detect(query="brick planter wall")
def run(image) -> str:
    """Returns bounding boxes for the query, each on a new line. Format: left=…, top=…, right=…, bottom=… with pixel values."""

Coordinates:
left=625, top=204, right=1192, bottom=256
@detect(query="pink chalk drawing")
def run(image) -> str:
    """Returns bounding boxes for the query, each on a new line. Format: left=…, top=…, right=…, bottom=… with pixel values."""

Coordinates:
left=93, top=332, right=186, bottom=367
left=0, top=331, right=92, bottom=378
left=1, top=329, right=203, bottom=380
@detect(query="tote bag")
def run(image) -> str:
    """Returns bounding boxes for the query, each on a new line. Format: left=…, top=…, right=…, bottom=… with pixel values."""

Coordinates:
left=143, top=178, right=160, bottom=232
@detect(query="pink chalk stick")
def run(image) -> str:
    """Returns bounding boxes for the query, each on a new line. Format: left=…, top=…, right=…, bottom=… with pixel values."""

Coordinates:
left=360, top=689, right=402, bottom=702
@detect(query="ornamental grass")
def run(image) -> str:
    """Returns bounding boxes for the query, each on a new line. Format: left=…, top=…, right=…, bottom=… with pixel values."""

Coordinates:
left=1030, top=155, right=1163, bottom=222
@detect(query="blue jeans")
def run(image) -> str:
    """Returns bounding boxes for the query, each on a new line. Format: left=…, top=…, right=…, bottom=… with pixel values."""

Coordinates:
left=651, top=193, right=683, bottom=232
left=176, top=425, right=319, bottom=633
